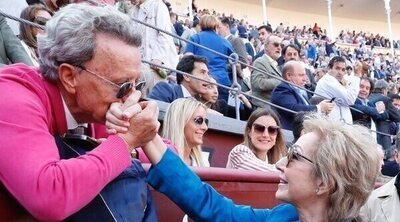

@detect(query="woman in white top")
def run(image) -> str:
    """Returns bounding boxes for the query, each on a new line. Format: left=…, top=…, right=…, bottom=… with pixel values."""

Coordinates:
left=163, top=98, right=210, bottom=167
left=19, top=4, right=53, bottom=67
left=226, top=108, right=286, bottom=172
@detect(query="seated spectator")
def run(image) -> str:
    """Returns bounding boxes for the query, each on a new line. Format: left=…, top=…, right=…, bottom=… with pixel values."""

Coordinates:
left=351, top=77, right=389, bottom=130
left=226, top=108, right=286, bottom=172
left=148, top=55, right=209, bottom=103
left=271, top=61, right=334, bottom=130
left=315, top=56, right=361, bottom=124
left=200, top=77, right=253, bottom=120
left=19, top=4, right=53, bottom=66
left=162, top=98, right=210, bottom=166
left=184, top=14, right=234, bottom=101
left=0, top=16, right=33, bottom=67
left=389, top=94, right=400, bottom=135
left=369, top=79, right=400, bottom=151
left=136, top=113, right=380, bottom=221
left=360, top=172, right=400, bottom=221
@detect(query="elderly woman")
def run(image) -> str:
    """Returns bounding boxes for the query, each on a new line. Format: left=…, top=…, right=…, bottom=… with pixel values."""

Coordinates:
left=226, top=108, right=286, bottom=172
left=162, top=98, right=210, bottom=167
left=135, top=113, right=380, bottom=221
left=19, top=4, right=53, bottom=66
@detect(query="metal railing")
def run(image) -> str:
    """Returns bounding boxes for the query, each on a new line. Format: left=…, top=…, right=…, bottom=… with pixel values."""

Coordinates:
left=0, top=2, right=392, bottom=138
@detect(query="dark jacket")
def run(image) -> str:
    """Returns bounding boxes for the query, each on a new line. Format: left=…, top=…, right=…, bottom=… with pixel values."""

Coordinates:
left=271, top=82, right=317, bottom=130
left=148, top=82, right=184, bottom=103
left=351, top=98, right=389, bottom=129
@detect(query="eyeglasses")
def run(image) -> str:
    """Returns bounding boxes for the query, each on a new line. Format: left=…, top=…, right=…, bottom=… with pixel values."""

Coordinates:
left=194, top=116, right=209, bottom=126
left=271, top=42, right=281, bottom=48
left=252, top=123, right=280, bottom=135
left=34, top=16, right=49, bottom=26
left=286, top=145, right=314, bottom=167
left=76, top=65, right=145, bottom=99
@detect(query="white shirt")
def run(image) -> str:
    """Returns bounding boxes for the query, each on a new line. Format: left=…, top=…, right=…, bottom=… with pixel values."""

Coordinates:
left=62, top=97, right=88, bottom=130
left=315, top=74, right=360, bottom=124
left=180, top=85, right=192, bottom=98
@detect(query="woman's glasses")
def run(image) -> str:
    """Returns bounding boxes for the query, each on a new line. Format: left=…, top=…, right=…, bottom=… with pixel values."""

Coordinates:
left=252, top=123, right=280, bottom=135
left=286, top=145, right=314, bottom=167
left=194, top=116, right=209, bottom=126
left=34, top=17, right=49, bottom=26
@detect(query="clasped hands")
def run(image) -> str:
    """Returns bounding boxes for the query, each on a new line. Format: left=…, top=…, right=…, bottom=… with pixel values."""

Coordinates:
left=105, top=91, right=160, bottom=152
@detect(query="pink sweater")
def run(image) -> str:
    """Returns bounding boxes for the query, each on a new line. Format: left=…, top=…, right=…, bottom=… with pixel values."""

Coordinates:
left=0, top=64, right=132, bottom=221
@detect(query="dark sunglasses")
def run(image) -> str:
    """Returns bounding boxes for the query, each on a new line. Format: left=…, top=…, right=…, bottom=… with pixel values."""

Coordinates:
left=252, top=123, right=280, bottom=135
left=271, top=42, right=281, bottom=47
left=76, top=65, right=145, bottom=99
left=34, top=17, right=49, bottom=26
left=286, top=146, right=314, bottom=167
left=194, top=116, right=209, bottom=126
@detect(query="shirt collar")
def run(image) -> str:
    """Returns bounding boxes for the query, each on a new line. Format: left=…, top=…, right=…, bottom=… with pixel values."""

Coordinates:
left=61, top=97, right=87, bottom=130
left=264, top=54, right=278, bottom=67
left=181, top=85, right=192, bottom=98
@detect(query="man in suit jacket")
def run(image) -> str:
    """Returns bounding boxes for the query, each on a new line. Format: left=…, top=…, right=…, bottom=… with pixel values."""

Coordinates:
left=251, top=35, right=283, bottom=107
left=0, top=16, right=32, bottom=67
left=359, top=173, right=400, bottom=222
left=149, top=55, right=209, bottom=103
left=351, top=77, right=389, bottom=129
left=369, top=79, right=400, bottom=151
left=271, top=61, right=334, bottom=130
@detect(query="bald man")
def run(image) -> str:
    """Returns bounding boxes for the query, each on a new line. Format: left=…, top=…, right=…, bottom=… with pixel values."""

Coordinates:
left=271, top=61, right=334, bottom=130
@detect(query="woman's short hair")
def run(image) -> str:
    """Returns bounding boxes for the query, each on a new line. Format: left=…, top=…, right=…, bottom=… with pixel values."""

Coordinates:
left=19, top=4, right=53, bottom=49
left=243, top=108, right=286, bottom=163
left=302, top=114, right=380, bottom=221
left=162, top=98, right=207, bottom=166
left=199, top=15, right=218, bottom=31
left=37, top=4, right=141, bottom=82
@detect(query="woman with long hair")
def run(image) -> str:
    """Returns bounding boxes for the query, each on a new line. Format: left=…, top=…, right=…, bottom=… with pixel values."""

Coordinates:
left=226, top=108, right=286, bottom=171
left=19, top=4, right=53, bottom=66
left=163, top=98, right=209, bottom=167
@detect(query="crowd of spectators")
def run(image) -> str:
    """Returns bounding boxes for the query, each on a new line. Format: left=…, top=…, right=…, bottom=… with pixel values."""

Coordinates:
left=1, top=0, right=400, bottom=221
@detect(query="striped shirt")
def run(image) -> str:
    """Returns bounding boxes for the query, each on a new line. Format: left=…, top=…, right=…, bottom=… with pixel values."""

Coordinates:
left=226, top=144, right=278, bottom=172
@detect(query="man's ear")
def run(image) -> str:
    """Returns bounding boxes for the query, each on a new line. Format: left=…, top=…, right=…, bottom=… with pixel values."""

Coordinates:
left=58, top=63, right=78, bottom=94
left=183, top=74, right=191, bottom=82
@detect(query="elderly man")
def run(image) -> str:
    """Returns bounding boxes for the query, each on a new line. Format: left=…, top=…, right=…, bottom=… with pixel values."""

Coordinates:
left=0, top=4, right=159, bottom=221
left=314, top=56, right=361, bottom=124
left=271, top=61, right=334, bottom=130
left=251, top=35, right=283, bottom=107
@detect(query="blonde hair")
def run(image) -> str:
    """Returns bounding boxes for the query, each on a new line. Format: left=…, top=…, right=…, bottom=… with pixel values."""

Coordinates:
left=162, top=98, right=207, bottom=166
left=199, top=15, right=218, bottom=31
left=302, top=114, right=380, bottom=221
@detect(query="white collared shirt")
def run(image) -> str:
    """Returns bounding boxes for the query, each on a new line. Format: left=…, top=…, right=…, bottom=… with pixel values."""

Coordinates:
left=62, top=97, right=88, bottom=130
left=180, top=85, right=193, bottom=98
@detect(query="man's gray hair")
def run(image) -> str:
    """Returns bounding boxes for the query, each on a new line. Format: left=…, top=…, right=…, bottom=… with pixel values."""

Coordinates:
left=37, top=3, right=142, bottom=82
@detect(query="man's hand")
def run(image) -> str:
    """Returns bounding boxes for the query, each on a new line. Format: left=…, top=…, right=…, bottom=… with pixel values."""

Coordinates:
left=118, top=101, right=160, bottom=150
left=318, top=99, right=335, bottom=114
left=105, top=91, right=142, bottom=134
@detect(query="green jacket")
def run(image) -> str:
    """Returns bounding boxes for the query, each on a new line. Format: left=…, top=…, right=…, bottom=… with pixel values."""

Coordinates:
left=0, top=16, right=33, bottom=67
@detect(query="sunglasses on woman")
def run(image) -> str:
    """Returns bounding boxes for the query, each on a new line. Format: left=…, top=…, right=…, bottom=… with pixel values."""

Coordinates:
left=286, top=145, right=314, bottom=167
left=252, top=123, right=280, bottom=135
left=194, top=116, right=209, bottom=126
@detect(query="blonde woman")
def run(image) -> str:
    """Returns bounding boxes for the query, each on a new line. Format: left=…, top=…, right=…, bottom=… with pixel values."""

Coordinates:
left=226, top=108, right=286, bottom=172
left=163, top=98, right=209, bottom=167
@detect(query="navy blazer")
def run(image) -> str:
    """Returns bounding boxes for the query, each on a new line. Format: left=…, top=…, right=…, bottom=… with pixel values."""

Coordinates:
left=350, top=98, right=389, bottom=129
left=148, top=149, right=299, bottom=222
left=148, top=82, right=184, bottom=103
left=271, top=82, right=317, bottom=130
